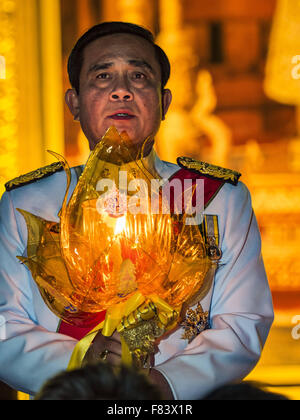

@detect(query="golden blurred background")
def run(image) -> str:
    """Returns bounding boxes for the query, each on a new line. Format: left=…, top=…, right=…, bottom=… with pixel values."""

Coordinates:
left=1, top=0, right=300, bottom=400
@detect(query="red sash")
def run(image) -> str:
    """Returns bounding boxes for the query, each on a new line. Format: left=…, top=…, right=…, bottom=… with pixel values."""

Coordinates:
left=58, top=168, right=224, bottom=340
left=58, top=311, right=106, bottom=341
left=168, top=168, right=224, bottom=212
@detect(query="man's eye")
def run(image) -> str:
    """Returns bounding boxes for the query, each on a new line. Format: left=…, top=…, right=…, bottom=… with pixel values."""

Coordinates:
left=96, top=73, right=110, bottom=80
left=133, top=72, right=146, bottom=80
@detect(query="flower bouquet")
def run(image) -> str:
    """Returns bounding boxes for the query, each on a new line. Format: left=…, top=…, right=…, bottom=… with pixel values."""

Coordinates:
left=17, top=127, right=212, bottom=369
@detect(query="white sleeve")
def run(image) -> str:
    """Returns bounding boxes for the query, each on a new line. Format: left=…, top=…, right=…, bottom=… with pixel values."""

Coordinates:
left=0, top=191, right=77, bottom=395
left=155, top=182, right=274, bottom=400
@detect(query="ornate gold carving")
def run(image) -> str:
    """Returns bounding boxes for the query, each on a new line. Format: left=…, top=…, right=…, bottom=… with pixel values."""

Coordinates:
left=5, top=162, right=63, bottom=192
left=191, top=70, right=232, bottom=167
left=118, top=300, right=179, bottom=369
left=248, top=173, right=300, bottom=291
left=121, top=319, right=163, bottom=368
left=177, top=156, right=241, bottom=185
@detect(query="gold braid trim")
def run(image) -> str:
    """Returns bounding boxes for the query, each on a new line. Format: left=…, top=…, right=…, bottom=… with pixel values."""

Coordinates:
left=177, top=157, right=241, bottom=186
left=5, top=162, right=63, bottom=192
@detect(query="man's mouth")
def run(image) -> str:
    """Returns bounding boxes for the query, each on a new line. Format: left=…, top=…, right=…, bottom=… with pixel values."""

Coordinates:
left=108, top=111, right=135, bottom=121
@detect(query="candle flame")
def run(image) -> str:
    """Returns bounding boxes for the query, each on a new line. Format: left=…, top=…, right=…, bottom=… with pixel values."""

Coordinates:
left=114, top=215, right=127, bottom=236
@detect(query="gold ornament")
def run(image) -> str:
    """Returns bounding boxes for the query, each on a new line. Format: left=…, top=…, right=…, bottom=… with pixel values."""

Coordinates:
left=5, top=162, right=63, bottom=192
left=17, top=127, right=213, bottom=370
left=177, top=157, right=241, bottom=186
left=181, top=302, right=209, bottom=342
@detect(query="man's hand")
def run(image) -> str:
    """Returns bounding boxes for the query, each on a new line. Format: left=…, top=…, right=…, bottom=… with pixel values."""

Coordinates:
left=82, top=330, right=174, bottom=399
left=82, top=330, right=122, bottom=366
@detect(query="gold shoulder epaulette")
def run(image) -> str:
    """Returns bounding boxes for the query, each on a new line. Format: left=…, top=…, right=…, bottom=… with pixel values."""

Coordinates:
left=5, top=162, right=63, bottom=192
left=177, top=157, right=241, bottom=186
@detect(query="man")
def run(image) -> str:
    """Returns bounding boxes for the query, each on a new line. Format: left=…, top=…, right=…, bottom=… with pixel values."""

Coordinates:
left=0, top=22, right=274, bottom=399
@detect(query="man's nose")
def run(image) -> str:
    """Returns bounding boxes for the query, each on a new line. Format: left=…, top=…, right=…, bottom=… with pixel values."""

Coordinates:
left=110, top=89, right=133, bottom=101
left=110, top=80, right=133, bottom=102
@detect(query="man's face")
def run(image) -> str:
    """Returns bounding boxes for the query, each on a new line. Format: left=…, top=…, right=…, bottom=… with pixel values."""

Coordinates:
left=66, top=33, right=172, bottom=150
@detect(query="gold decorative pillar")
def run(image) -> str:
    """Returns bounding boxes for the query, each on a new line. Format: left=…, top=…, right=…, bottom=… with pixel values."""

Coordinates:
left=0, top=0, right=19, bottom=196
left=77, top=0, right=95, bottom=35
left=264, top=0, right=300, bottom=107
left=101, top=0, right=119, bottom=22
left=0, top=0, right=64, bottom=197
left=101, top=0, right=155, bottom=30
left=39, top=0, right=65, bottom=164
left=156, top=0, right=199, bottom=163
left=118, top=0, right=155, bottom=30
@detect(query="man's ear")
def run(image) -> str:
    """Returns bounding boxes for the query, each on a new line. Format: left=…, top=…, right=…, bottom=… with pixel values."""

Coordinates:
left=65, top=89, right=80, bottom=121
left=161, top=89, right=172, bottom=121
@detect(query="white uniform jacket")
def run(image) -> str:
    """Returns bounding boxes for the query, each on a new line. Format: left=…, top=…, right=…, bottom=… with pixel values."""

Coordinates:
left=0, top=152, right=274, bottom=399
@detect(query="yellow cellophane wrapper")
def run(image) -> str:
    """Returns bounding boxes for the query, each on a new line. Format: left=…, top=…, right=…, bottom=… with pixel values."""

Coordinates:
left=17, top=127, right=212, bottom=369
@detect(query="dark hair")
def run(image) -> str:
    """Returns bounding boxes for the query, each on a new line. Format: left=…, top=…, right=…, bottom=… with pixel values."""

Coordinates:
left=203, top=382, right=289, bottom=401
left=68, top=21, right=171, bottom=94
left=34, top=362, right=163, bottom=400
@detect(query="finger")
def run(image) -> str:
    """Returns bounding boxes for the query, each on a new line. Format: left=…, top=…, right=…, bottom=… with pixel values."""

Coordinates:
left=93, top=334, right=122, bottom=354
left=102, top=331, right=121, bottom=346
left=82, top=343, right=123, bottom=367
left=111, top=330, right=121, bottom=341
left=93, top=330, right=121, bottom=346
left=88, top=348, right=121, bottom=365
left=82, top=346, right=100, bottom=366
left=92, top=339, right=122, bottom=359
left=104, top=342, right=122, bottom=357
left=106, top=351, right=122, bottom=366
